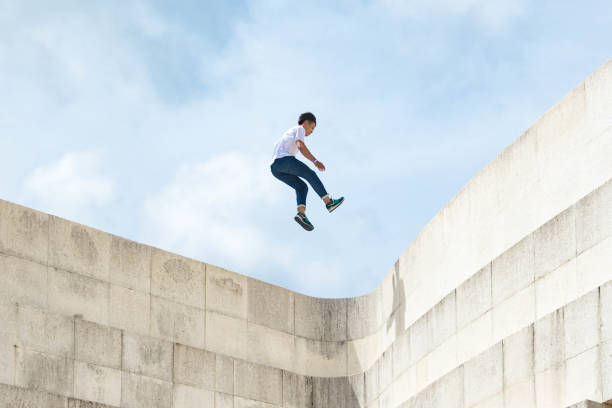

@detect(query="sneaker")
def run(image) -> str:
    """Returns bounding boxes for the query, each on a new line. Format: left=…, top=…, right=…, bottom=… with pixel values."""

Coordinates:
left=294, top=213, right=314, bottom=231
left=326, top=197, right=345, bottom=213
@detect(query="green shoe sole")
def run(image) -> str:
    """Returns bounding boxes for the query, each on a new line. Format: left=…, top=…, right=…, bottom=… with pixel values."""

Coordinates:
left=327, top=197, right=345, bottom=213
left=294, top=215, right=314, bottom=231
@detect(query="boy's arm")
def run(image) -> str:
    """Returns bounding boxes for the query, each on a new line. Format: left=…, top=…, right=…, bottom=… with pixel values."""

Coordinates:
left=296, top=140, right=316, bottom=162
left=297, top=140, right=326, bottom=171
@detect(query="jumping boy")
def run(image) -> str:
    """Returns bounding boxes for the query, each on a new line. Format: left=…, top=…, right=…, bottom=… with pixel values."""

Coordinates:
left=270, top=112, right=344, bottom=231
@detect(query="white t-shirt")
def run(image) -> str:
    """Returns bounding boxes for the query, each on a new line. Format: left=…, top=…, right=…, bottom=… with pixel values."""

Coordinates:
left=270, top=125, right=307, bottom=164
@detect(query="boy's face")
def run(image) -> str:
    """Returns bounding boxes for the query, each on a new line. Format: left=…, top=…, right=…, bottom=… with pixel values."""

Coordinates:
left=303, top=120, right=316, bottom=136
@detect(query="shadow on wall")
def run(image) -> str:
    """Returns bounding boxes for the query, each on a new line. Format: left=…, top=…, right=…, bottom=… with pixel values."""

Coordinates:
left=312, top=376, right=364, bottom=407
left=310, top=265, right=409, bottom=407
left=388, top=260, right=406, bottom=340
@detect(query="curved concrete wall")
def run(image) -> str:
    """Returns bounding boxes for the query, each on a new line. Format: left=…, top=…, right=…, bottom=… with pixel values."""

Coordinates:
left=1, top=59, right=612, bottom=407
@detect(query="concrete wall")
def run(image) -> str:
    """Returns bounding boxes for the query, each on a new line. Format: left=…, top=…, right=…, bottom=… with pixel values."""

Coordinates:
left=1, top=60, right=611, bottom=407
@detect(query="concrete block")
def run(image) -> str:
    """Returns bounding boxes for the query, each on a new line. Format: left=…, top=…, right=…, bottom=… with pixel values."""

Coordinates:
left=392, top=329, right=410, bottom=378
left=0, top=302, right=17, bottom=385
left=150, top=248, right=205, bottom=309
left=0, top=254, right=47, bottom=308
left=603, top=281, right=612, bottom=343
left=469, top=392, right=503, bottom=408
left=247, top=322, right=295, bottom=371
left=416, top=351, right=431, bottom=394
left=392, top=365, right=416, bottom=405
left=565, top=347, right=602, bottom=406
left=313, top=377, right=337, bottom=408
left=216, top=354, right=234, bottom=395
left=492, top=235, right=535, bottom=305
left=17, top=303, right=74, bottom=357
left=534, top=206, right=576, bottom=279
left=576, top=236, right=612, bottom=299
left=48, top=267, right=109, bottom=325
left=48, top=216, right=111, bottom=281
left=602, top=340, right=612, bottom=402
left=313, top=375, right=364, bottom=408
left=347, top=291, right=382, bottom=340
left=205, top=311, right=247, bottom=361
left=234, top=396, right=278, bottom=408
left=457, top=264, right=492, bottom=329
left=382, top=304, right=403, bottom=352
left=380, top=262, right=405, bottom=324
left=576, top=178, right=612, bottom=253
left=75, top=319, right=121, bottom=369
left=109, top=285, right=150, bottom=335
left=282, top=371, right=313, bottom=408
left=109, top=235, right=151, bottom=292
left=535, top=361, right=566, bottom=408
left=379, top=348, right=393, bottom=392
left=123, top=332, right=173, bottom=381
left=0, top=382, right=67, bottom=408
left=248, top=278, right=294, bottom=335
left=15, top=347, right=73, bottom=397
left=294, top=336, right=347, bottom=377
left=536, top=259, right=578, bottom=319
left=0, top=335, right=15, bottom=385
left=216, top=392, right=234, bottom=408
left=502, top=325, right=534, bottom=387
left=0, top=300, right=17, bottom=339
left=379, top=385, right=393, bottom=408
left=430, top=291, right=456, bottom=350
left=420, top=334, right=458, bottom=390
left=504, top=379, right=535, bottom=408
left=463, top=342, right=503, bottom=407
left=151, top=296, right=204, bottom=348
left=566, top=401, right=611, bottom=408
left=404, top=379, right=431, bottom=408
left=0, top=200, right=48, bottom=265
left=457, top=310, right=493, bottom=363
left=409, top=313, right=430, bottom=365
left=415, top=335, right=444, bottom=391
left=534, top=309, right=565, bottom=372
left=348, top=331, right=382, bottom=375
left=365, top=359, right=379, bottom=404
left=349, top=373, right=365, bottom=408
left=428, top=366, right=463, bottom=408
left=67, top=398, right=116, bottom=408
left=173, top=343, right=215, bottom=390
left=173, top=384, right=214, bottom=408
left=234, top=359, right=282, bottom=405
left=564, top=289, right=600, bottom=359
left=74, top=360, right=121, bottom=406
left=207, top=264, right=248, bottom=319
left=121, top=371, right=172, bottom=408
left=492, top=284, right=535, bottom=343
left=294, top=294, right=346, bottom=341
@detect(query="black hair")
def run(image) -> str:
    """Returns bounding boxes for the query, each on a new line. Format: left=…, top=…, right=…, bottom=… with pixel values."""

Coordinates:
left=298, top=112, right=316, bottom=125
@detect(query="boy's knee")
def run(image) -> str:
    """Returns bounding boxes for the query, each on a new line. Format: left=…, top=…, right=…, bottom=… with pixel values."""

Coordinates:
left=296, top=184, right=308, bottom=194
left=305, top=168, right=318, bottom=180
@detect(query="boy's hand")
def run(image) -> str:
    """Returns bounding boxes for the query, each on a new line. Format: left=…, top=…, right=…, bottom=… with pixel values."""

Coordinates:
left=315, top=161, right=326, bottom=171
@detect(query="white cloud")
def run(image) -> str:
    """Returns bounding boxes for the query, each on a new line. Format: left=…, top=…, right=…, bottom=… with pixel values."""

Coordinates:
left=379, top=0, right=525, bottom=29
left=144, top=152, right=293, bottom=271
left=23, top=151, right=115, bottom=221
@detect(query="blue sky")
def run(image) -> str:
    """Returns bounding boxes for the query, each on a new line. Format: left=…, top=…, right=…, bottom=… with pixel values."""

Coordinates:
left=1, top=0, right=611, bottom=298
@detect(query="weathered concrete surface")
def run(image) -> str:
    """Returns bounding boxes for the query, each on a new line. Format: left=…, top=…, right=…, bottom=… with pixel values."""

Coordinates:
left=1, top=59, right=612, bottom=407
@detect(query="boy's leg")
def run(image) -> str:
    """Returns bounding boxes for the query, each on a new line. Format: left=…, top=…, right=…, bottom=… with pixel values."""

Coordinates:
left=284, top=158, right=330, bottom=203
left=271, top=168, right=309, bottom=211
